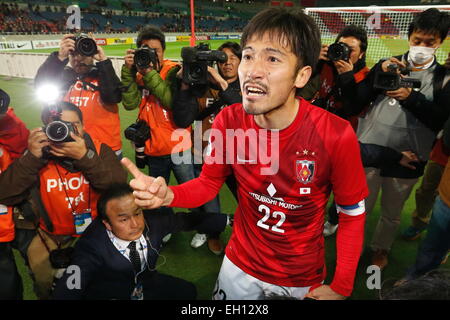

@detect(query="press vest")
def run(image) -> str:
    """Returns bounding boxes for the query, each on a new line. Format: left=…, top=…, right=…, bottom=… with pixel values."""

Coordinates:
left=38, top=140, right=102, bottom=236
left=64, top=77, right=122, bottom=152
left=137, top=60, right=192, bottom=157
left=0, top=146, right=14, bottom=242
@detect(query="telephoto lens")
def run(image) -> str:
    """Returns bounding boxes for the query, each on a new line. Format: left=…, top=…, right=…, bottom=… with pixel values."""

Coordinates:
left=135, top=143, right=146, bottom=169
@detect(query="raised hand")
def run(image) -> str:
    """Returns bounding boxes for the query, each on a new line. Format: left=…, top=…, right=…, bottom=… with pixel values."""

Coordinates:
left=121, top=157, right=174, bottom=209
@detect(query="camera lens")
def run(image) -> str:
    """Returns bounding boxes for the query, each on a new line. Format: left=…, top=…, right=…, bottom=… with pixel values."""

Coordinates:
left=134, top=50, right=151, bottom=69
left=46, top=121, right=70, bottom=142
left=76, top=37, right=97, bottom=57
left=327, top=42, right=350, bottom=62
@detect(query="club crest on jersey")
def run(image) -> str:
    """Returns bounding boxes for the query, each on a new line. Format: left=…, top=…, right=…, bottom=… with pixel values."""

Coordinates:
left=296, top=160, right=315, bottom=184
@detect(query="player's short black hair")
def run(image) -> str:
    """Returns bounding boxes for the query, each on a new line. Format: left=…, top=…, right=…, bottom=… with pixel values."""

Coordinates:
left=0, top=88, right=10, bottom=114
left=240, top=8, right=321, bottom=73
left=336, top=24, right=368, bottom=53
left=97, top=183, right=134, bottom=222
left=137, top=25, right=166, bottom=50
left=218, top=41, right=242, bottom=60
left=41, top=101, right=83, bottom=125
left=408, top=8, right=449, bottom=43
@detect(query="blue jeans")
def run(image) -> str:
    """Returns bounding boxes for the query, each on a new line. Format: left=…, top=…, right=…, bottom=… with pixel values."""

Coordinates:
left=406, top=196, right=450, bottom=279
left=146, top=149, right=195, bottom=185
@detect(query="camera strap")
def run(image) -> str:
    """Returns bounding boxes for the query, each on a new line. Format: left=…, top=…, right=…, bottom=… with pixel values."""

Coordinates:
left=35, top=226, right=54, bottom=254
left=54, top=164, right=91, bottom=214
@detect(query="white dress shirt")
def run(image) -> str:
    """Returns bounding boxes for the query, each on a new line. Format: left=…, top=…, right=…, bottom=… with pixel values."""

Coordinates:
left=106, top=229, right=148, bottom=273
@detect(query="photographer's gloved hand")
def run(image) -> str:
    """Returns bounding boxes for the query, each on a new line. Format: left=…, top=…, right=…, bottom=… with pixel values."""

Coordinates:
left=333, top=59, right=354, bottom=75
left=49, top=132, right=88, bottom=160
left=58, top=34, right=76, bottom=62
left=28, top=128, right=50, bottom=159
left=207, top=66, right=228, bottom=91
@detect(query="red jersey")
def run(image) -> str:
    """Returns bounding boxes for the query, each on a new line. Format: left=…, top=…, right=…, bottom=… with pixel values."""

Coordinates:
left=170, top=98, right=368, bottom=296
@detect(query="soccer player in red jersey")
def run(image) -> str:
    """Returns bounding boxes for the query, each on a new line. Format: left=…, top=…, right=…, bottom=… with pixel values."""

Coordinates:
left=122, top=8, right=369, bottom=300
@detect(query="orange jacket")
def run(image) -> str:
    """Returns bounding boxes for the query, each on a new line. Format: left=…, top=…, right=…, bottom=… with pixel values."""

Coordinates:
left=64, top=78, right=122, bottom=152
left=0, top=145, right=14, bottom=242
left=137, top=60, right=192, bottom=156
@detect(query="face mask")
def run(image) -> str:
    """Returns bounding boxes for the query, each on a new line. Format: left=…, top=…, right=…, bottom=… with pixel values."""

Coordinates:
left=408, top=46, right=436, bottom=65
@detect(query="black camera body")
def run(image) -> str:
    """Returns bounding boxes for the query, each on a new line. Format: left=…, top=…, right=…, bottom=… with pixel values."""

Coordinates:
left=71, top=34, right=98, bottom=57
left=124, top=120, right=150, bottom=169
left=134, top=45, right=159, bottom=70
left=327, top=42, right=351, bottom=62
left=181, top=43, right=228, bottom=86
left=43, top=120, right=77, bottom=143
left=49, top=247, right=75, bottom=269
left=374, top=63, right=422, bottom=91
left=124, top=120, right=150, bottom=146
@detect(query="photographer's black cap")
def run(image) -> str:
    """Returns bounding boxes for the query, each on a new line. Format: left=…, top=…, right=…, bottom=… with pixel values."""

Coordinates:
left=0, top=88, right=10, bottom=114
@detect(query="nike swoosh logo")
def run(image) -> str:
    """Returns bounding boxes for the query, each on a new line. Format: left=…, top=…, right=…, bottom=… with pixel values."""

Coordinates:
left=17, top=44, right=27, bottom=48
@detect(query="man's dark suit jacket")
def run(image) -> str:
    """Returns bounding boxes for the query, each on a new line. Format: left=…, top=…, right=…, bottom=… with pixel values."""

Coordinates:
left=52, top=209, right=228, bottom=300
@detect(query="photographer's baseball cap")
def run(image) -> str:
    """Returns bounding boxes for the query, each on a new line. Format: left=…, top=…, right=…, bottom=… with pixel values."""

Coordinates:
left=0, top=88, right=10, bottom=114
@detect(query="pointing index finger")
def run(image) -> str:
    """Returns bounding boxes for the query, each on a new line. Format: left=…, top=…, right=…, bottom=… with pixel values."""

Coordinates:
left=121, top=157, right=143, bottom=179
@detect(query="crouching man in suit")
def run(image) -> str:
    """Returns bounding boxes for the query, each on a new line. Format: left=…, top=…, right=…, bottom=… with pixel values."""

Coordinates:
left=52, top=183, right=230, bottom=300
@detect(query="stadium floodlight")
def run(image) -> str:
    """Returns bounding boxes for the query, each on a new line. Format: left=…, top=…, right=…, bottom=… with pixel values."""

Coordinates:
left=36, top=83, right=61, bottom=106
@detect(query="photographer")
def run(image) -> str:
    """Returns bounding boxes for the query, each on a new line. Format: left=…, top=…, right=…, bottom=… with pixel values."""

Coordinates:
left=353, top=8, right=450, bottom=269
left=402, top=52, right=450, bottom=241
left=35, top=33, right=123, bottom=158
left=300, top=25, right=370, bottom=237
left=0, top=88, right=29, bottom=300
left=0, top=102, right=127, bottom=299
left=172, top=41, right=241, bottom=255
left=121, top=25, right=194, bottom=188
left=304, top=25, right=370, bottom=128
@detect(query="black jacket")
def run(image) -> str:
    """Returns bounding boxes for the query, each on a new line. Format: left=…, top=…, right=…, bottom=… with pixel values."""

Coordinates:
left=312, top=59, right=370, bottom=119
left=352, top=54, right=450, bottom=134
left=35, top=51, right=122, bottom=104
left=52, top=209, right=228, bottom=300
left=172, top=79, right=241, bottom=128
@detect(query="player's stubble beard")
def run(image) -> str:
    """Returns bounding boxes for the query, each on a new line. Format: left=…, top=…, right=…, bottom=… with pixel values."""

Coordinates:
left=242, top=83, right=297, bottom=117
left=242, top=68, right=299, bottom=117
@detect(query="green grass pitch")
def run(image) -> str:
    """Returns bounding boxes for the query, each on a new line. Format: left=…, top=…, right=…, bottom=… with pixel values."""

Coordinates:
left=1, top=39, right=449, bottom=300
left=16, top=38, right=450, bottom=68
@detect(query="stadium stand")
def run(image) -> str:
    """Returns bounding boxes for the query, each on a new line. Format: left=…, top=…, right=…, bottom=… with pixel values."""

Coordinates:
left=0, top=0, right=256, bottom=34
